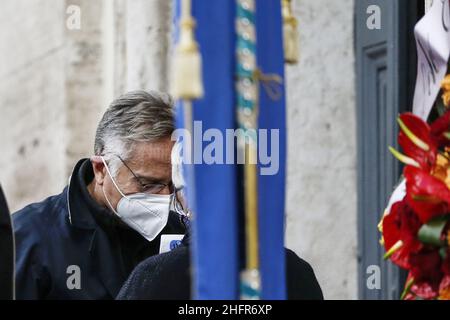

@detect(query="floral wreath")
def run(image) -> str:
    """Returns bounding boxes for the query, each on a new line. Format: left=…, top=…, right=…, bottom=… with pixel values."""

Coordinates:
left=380, top=75, right=450, bottom=300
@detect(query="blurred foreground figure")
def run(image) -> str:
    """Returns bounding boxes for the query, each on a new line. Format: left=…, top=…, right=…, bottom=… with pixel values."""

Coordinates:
left=0, top=185, right=14, bottom=300
left=118, top=154, right=323, bottom=300
left=13, top=91, right=185, bottom=299
left=117, top=230, right=323, bottom=300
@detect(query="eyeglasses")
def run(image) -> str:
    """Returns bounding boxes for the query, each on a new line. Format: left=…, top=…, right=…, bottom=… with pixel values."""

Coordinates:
left=114, top=155, right=174, bottom=195
left=170, top=188, right=191, bottom=224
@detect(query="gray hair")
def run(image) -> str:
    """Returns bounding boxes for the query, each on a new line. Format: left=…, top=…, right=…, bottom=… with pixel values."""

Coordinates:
left=94, top=90, right=175, bottom=176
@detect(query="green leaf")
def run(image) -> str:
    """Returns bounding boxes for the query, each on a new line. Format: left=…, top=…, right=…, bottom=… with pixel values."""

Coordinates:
left=418, top=216, right=449, bottom=246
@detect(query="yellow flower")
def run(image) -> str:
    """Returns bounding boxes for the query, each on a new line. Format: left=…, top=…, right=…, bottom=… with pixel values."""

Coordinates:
left=442, top=75, right=450, bottom=108
left=431, top=153, right=450, bottom=189
left=438, top=286, right=450, bottom=300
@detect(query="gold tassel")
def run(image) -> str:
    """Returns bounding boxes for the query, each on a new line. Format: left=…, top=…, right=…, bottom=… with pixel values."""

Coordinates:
left=282, top=0, right=300, bottom=64
left=171, top=0, right=204, bottom=100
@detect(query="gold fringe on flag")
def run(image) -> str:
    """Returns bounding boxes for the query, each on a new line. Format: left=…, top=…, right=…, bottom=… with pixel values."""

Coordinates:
left=171, top=0, right=204, bottom=100
left=282, top=0, right=299, bottom=64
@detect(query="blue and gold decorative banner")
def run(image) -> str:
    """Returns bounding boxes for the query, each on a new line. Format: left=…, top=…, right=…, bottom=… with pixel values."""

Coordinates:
left=172, top=0, right=287, bottom=300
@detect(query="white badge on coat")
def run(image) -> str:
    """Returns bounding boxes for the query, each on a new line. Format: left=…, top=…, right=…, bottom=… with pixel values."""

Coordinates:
left=159, top=234, right=184, bottom=254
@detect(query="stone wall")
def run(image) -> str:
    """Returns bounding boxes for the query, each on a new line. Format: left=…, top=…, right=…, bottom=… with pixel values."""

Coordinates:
left=0, top=0, right=172, bottom=212
left=284, top=0, right=357, bottom=299
left=0, top=0, right=68, bottom=211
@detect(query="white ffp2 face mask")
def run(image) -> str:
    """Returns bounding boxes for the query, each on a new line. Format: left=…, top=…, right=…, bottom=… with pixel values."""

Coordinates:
left=101, top=157, right=171, bottom=242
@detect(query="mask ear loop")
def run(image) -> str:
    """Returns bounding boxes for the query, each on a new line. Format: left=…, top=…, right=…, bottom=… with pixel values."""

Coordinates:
left=101, top=156, right=129, bottom=200
left=169, top=189, right=191, bottom=232
left=99, top=156, right=121, bottom=216
left=171, top=187, right=190, bottom=218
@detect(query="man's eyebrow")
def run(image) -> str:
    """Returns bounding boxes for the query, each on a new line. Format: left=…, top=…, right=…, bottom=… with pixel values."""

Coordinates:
left=135, top=175, right=170, bottom=184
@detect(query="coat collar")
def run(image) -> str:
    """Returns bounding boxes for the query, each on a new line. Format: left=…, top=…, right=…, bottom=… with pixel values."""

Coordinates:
left=66, top=158, right=130, bottom=297
left=67, top=158, right=97, bottom=229
left=67, top=158, right=125, bottom=230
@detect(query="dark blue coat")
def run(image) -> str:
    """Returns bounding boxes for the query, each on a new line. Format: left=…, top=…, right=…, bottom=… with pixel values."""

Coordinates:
left=12, top=159, right=185, bottom=300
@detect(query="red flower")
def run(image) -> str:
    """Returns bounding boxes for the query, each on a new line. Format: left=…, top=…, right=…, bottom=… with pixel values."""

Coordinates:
left=398, top=113, right=438, bottom=171
left=383, top=199, right=422, bottom=269
left=404, top=166, right=450, bottom=223
left=409, top=249, right=443, bottom=298
left=383, top=111, right=450, bottom=300
left=402, top=272, right=439, bottom=300
left=410, top=281, right=440, bottom=300
left=430, top=110, right=450, bottom=147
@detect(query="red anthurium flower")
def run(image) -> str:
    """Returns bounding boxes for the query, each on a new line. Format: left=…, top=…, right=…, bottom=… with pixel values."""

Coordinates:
left=409, top=249, right=443, bottom=298
left=410, top=281, right=440, bottom=300
left=404, top=166, right=450, bottom=223
left=402, top=271, right=439, bottom=300
left=383, top=111, right=450, bottom=300
left=398, top=113, right=438, bottom=171
left=383, top=199, right=422, bottom=269
left=430, top=110, right=450, bottom=147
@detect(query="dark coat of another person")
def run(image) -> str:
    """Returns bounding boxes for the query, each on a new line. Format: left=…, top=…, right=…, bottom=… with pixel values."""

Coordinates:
left=116, top=236, right=324, bottom=300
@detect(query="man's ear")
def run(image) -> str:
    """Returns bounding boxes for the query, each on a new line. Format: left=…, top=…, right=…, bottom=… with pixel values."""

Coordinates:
left=90, top=156, right=106, bottom=185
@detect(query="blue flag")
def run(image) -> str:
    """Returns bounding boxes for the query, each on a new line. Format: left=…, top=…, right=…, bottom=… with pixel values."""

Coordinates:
left=255, top=0, right=287, bottom=300
left=173, top=0, right=287, bottom=300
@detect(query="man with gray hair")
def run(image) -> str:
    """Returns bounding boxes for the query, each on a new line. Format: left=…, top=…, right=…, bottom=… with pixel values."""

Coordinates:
left=13, top=91, right=186, bottom=299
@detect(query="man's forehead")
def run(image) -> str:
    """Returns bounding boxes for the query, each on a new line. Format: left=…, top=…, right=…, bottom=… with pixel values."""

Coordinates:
left=128, top=139, right=174, bottom=166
